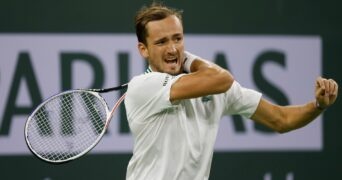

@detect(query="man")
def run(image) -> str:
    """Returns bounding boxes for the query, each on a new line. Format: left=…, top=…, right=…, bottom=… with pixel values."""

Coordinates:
left=124, top=3, right=338, bottom=180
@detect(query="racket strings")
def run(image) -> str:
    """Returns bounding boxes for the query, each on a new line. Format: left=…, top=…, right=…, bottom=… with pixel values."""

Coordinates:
left=27, top=91, right=108, bottom=162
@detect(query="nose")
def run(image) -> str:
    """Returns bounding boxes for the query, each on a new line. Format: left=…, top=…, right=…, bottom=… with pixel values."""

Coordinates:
left=166, top=43, right=177, bottom=54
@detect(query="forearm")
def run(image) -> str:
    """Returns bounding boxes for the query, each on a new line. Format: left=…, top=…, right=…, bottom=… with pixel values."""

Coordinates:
left=170, top=52, right=234, bottom=101
left=184, top=51, right=233, bottom=81
left=251, top=98, right=324, bottom=133
left=279, top=100, right=323, bottom=132
left=190, top=58, right=225, bottom=74
left=252, top=77, right=338, bottom=133
left=184, top=51, right=228, bottom=73
left=280, top=76, right=337, bottom=132
left=172, top=59, right=233, bottom=100
left=187, top=53, right=234, bottom=93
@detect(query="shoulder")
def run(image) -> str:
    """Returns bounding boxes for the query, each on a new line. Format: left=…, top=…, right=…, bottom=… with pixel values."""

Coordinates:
left=125, top=73, right=175, bottom=106
left=129, top=73, right=167, bottom=92
left=125, top=72, right=185, bottom=119
left=128, top=72, right=184, bottom=92
left=126, top=72, right=185, bottom=105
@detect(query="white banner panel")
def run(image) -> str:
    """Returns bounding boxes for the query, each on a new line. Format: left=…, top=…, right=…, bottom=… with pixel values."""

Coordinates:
left=0, top=34, right=322, bottom=154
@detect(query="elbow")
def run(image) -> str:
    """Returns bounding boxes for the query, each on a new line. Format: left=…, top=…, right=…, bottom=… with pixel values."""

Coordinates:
left=215, top=69, right=234, bottom=93
left=272, top=121, right=290, bottom=134
left=276, top=126, right=291, bottom=134
left=223, top=70, right=234, bottom=91
left=274, top=117, right=293, bottom=134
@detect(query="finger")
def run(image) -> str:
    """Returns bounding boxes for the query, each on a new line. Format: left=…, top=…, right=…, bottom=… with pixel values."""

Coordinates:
left=316, top=86, right=325, bottom=97
left=327, top=79, right=334, bottom=95
left=326, top=79, right=331, bottom=95
left=332, top=80, right=338, bottom=96
left=316, top=77, right=326, bottom=95
left=316, top=77, right=325, bottom=88
left=323, top=79, right=331, bottom=96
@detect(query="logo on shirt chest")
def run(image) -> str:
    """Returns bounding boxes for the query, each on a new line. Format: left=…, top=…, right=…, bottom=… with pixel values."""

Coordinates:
left=201, top=95, right=213, bottom=102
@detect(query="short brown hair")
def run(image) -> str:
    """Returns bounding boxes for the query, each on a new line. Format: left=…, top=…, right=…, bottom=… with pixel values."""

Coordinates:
left=135, top=2, right=183, bottom=45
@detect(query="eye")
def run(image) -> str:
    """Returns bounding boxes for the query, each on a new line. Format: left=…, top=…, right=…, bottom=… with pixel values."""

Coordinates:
left=155, top=39, right=167, bottom=46
left=174, top=36, right=183, bottom=43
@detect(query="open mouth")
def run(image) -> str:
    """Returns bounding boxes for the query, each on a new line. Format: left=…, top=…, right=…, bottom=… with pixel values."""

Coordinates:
left=165, top=57, right=178, bottom=64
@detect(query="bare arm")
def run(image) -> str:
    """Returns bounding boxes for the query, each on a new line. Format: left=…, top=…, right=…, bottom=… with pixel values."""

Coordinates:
left=251, top=99, right=323, bottom=133
left=170, top=58, right=234, bottom=102
left=251, top=77, right=338, bottom=133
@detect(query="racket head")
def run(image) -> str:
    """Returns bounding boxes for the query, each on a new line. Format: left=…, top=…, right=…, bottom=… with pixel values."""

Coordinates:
left=25, top=90, right=110, bottom=164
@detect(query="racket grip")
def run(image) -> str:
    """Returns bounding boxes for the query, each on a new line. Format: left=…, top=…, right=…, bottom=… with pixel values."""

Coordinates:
left=101, top=84, right=128, bottom=92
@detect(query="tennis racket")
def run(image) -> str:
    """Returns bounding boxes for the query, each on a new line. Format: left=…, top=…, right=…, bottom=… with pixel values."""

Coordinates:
left=24, top=83, right=128, bottom=164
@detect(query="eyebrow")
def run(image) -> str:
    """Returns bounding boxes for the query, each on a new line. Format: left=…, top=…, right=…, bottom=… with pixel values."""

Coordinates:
left=173, top=33, right=183, bottom=38
left=154, top=33, right=183, bottom=43
left=154, top=37, right=168, bottom=44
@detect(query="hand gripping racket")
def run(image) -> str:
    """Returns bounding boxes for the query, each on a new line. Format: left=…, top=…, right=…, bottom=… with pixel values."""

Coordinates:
left=24, top=84, right=127, bottom=164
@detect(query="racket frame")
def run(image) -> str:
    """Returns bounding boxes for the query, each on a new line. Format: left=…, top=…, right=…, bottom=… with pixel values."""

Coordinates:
left=25, top=86, right=126, bottom=164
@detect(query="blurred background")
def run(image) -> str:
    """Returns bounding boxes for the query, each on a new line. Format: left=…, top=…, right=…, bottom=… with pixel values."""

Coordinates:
left=0, top=0, right=341, bottom=179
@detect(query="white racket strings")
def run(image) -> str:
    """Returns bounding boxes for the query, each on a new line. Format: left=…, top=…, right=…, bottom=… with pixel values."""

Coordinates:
left=26, top=91, right=108, bottom=162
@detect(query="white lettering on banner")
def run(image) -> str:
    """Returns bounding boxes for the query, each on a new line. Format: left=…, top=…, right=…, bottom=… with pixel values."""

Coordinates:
left=0, top=34, right=322, bottom=155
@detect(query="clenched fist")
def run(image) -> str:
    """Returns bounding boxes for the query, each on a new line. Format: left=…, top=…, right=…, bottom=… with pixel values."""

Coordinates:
left=315, top=77, right=339, bottom=110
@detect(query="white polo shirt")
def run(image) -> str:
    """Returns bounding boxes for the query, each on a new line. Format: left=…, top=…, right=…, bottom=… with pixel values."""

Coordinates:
left=124, top=72, right=261, bottom=180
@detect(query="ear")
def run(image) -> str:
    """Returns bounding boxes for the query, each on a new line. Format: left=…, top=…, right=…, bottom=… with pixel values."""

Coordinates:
left=138, top=42, right=149, bottom=59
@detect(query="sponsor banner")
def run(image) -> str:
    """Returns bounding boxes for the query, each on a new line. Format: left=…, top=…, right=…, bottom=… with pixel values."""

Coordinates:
left=0, top=34, right=321, bottom=154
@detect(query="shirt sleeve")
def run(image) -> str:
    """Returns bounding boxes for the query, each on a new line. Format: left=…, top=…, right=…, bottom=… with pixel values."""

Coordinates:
left=223, top=81, right=262, bottom=118
left=125, top=72, right=185, bottom=123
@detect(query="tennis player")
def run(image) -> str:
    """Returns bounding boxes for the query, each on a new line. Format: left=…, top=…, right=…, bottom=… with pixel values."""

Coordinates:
left=124, top=3, right=339, bottom=180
